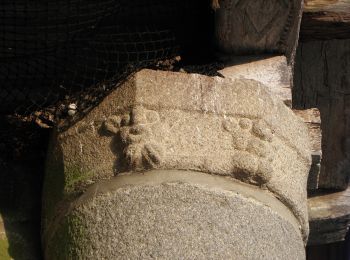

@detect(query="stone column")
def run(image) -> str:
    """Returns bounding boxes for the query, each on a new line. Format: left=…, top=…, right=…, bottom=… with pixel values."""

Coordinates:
left=42, top=70, right=311, bottom=259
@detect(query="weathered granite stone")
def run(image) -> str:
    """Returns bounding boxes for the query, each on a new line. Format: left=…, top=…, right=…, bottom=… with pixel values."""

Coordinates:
left=218, top=55, right=292, bottom=105
left=43, top=70, right=311, bottom=258
left=217, top=57, right=322, bottom=190
left=45, top=170, right=306, bottom=259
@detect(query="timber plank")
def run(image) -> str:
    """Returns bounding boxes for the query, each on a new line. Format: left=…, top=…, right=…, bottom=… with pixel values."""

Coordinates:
left=308, top=185, right=350, bottom=245
left=301, top=0, right=350, bottom=40
left=294, top=40, right=350, bottom=190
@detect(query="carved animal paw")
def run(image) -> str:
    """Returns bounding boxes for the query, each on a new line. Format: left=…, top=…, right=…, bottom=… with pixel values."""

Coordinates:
left=142, top=143, right=163, bottom=169
left=103, top=106, right=162, bottom=171
left=223, top=117, right=275, bottom=185
left=123, top=142, right=163, bottom=171
left=124, top=144, right=144, bottom=170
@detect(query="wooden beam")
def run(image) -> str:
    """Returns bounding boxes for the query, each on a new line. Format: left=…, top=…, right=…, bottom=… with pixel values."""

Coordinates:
left=213, top=0, right=303, bottom=62
left=308, top=185, right=350, bottom=245
left=304, top=0, right=350, bottom=12
left=301, top=0, right=350, bottom=41
left=294, top=40, right=350, bottom=190
left=293, top=109, right=322, bottom=190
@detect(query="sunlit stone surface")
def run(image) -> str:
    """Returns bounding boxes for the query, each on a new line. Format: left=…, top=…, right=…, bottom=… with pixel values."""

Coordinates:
left=43, top=70, right=311, bottom=259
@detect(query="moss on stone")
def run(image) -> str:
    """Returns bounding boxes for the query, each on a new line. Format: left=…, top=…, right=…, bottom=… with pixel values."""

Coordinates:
left=0, top=238, right=11, bottom=260
left=43, top=152, right=93, bottom=229
left=46, top=212, right=87, bottom=259
left=42, top=138, right=93, bottom=258
left=42, top=152, right=66, bottom=229
left=64, top=165, right=93, bottom=194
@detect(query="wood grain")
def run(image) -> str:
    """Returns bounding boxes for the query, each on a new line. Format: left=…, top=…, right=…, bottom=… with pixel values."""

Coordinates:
left=301, top=0, right=350, bottom=40
left=294, top=40, right=350, bottom=190
left=304, top=0, right=350, bottom=12
left=293, top=109, right=322, bottom=190
left=308, top=185, right=350, bottom=245
left=214, top=0, right=303, bottom=62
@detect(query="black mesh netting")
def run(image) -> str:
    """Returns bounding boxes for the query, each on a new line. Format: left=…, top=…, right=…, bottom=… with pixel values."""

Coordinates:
left=0, top=0, right=214, bottom=128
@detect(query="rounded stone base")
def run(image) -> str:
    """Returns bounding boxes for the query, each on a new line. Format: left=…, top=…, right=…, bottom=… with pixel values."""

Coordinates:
left=45, top=170, right=305, bottom=259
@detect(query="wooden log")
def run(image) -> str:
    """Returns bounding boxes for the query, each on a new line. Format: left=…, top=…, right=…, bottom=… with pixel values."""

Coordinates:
left=294, top=39, right=350, bottom=190
left=304, top=0, right=350, bottom=12
left=213, top=0, right=303, bottom=62
left=293, top=108, right=322, bottom=153
left=308, top=185, right=350, bottom=245
left=301, top=0, right=350, bottom=41
left=293, top=108, right=322, bottom=190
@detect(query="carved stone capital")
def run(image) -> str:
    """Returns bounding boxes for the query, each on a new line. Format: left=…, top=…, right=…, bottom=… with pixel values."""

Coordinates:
left=44, top=70, right=311, bottom=247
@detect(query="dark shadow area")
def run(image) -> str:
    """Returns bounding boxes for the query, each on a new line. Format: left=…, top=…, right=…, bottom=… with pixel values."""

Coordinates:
left=0, top=0, right=216, bottom=117
left=306, top=230, right=350, bottom=260
left=307, top=188, right=343, bottom=199
left=0, top=116, right=50, bottom=259
left=216, top=54, right=279, bottom=66
left=293, top=40, right=350, bottom=191
left=295, top=32, right=350, bottom=260
left=0, top=1, right=217, bottom=258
